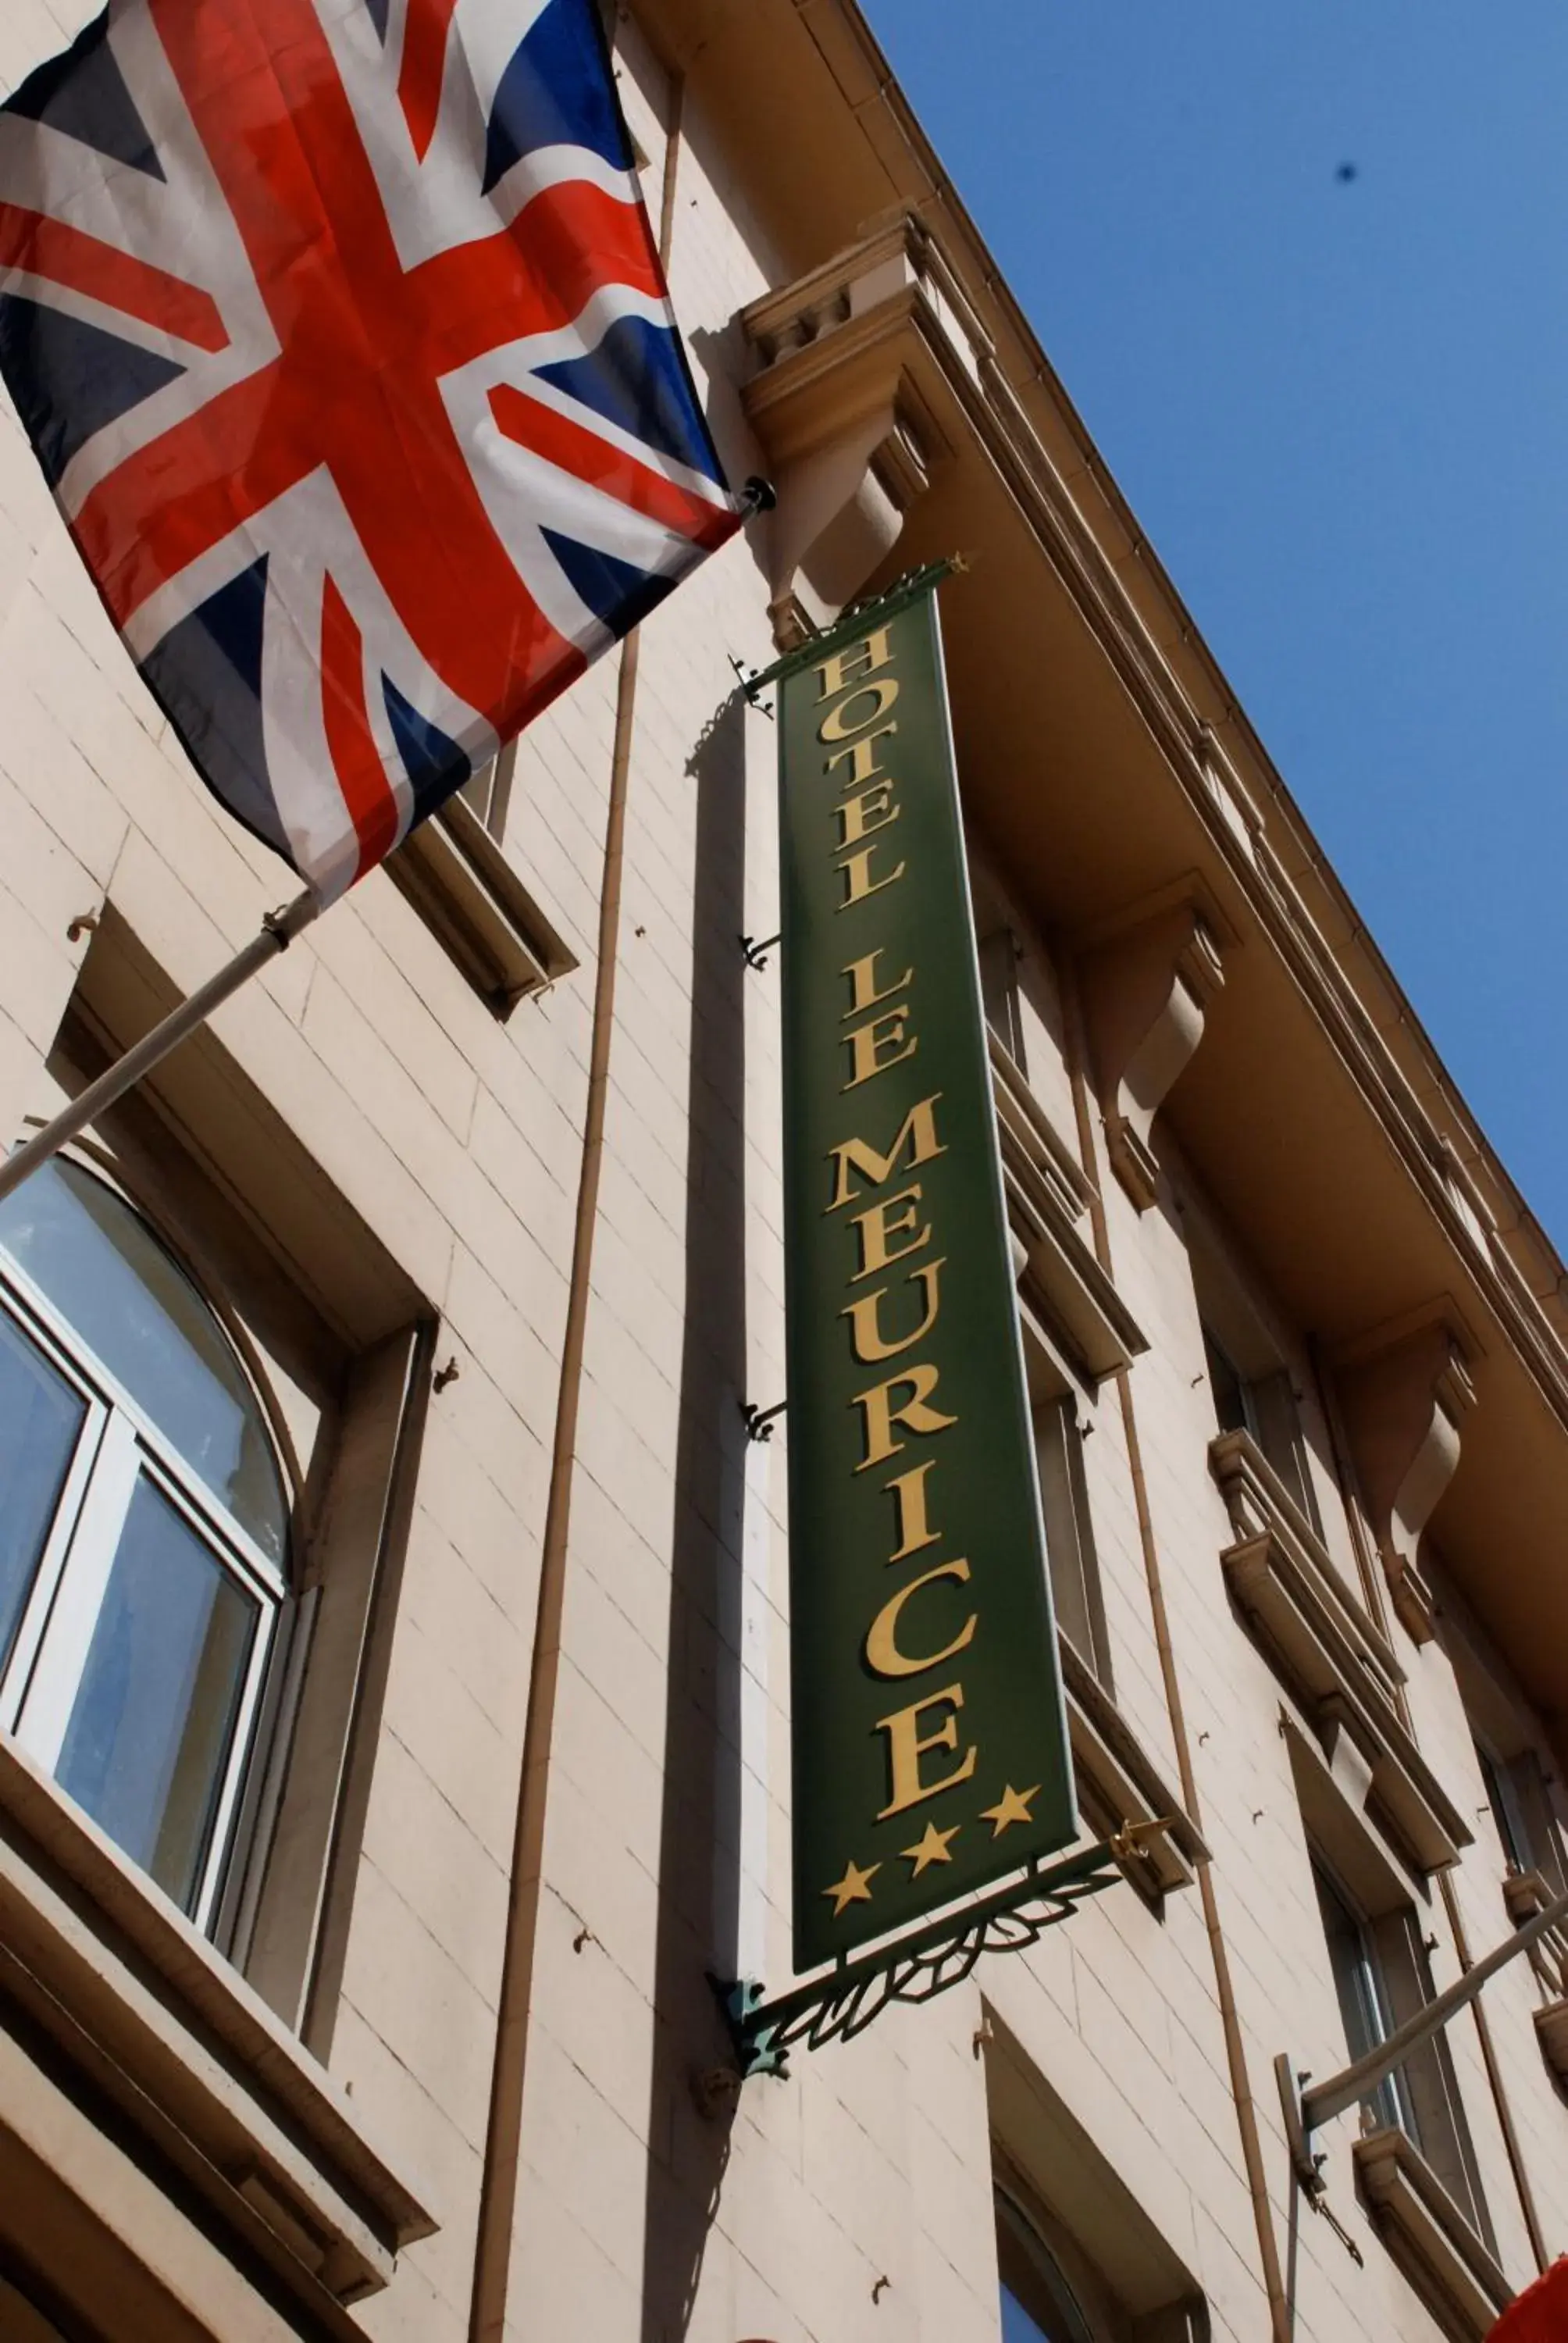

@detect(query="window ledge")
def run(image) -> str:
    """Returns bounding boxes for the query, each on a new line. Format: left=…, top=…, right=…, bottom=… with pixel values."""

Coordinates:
left=1353, top=2128, right=1513, bottom=2341
left=1211, top=1431, right=1470, bottom=1875
left=992, top=1037, right=1149, bottom=1384
left=1060, top=1641, right=1208, bottom=1903
left=1534, top=1998, right=1568, bottom=2084
left=0, top=1735, right=433, bottom=2316
left=383, top=796, right=577, bottom=1018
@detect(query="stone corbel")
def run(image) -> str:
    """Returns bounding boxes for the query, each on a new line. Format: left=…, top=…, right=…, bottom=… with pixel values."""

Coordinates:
left=1332, top=1307, right=1478, bottom=1646
left=739, top=218, right=959, bottom=645
left=1076, top=884, right=1228, bottom=1211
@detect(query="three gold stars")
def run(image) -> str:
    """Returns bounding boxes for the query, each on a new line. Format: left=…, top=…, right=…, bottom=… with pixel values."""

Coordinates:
left=979, top=1783, right=1039, bottom=1837
left=902, top=1820, right=961, bottom=1875
left=822, top=1858, right=881, bottom=1917
left=826, top=1787, right=1042, bottom=1914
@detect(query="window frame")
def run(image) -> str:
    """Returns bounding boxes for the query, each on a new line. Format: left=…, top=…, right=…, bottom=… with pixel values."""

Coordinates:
left=0, top=1181, right=290, bottom=1938
left=1032, top=1389, right=1113, bottom=1690
left=996, top=2182, right=1101, bottom=2343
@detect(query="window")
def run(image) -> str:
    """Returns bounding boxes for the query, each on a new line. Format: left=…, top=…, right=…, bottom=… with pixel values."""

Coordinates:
left=997, top=2189, right=1098, bottom=2343
left=0, top=1155, right=290, bottom=1935
left=981, top=925, right=1028, bottom=1069
left=458, top=738, right=518, bottom=840
left=1033, top=1395, right=1111, bottom=1687
left=1310, top=1853, right=1491, bottom=2242
left=1202, top=1325, right=1322, bottom=1537
left=1475, top=1738, right=1563, bottom=1888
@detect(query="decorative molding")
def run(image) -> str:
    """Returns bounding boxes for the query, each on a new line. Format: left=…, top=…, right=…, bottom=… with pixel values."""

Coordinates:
left=1077, top=892, right=1227, bottom=1211
left=0, top=1736, right=432, bottom=2317
left=739, top=216, right=968, bottom=640
left=1332, top=1307, right=1478, bottom=1646
left=1353, top=2129, right=1513, bottom=2342
left=992, top=1035, right=1149, bottom=1382
left=382, top=796, right=576, bottom=1018
left=1210, top=1431, right=1470, bottom=1876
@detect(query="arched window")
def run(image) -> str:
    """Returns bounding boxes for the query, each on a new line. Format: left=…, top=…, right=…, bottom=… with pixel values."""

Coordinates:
left=0, top=1155, right=290, bottom=1933
left=997, top=2186, right=1099, bottom=2343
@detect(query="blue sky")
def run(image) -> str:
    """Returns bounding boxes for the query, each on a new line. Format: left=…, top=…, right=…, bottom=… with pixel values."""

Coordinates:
left=862, top=2, right=1568, bottom=1246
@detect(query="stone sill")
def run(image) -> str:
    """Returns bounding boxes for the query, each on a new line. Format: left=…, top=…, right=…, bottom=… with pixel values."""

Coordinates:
left=1353, top=2128, right=1512, bottom=2341
left=1060, top=1641, right=1207, bottom=1903
left=1211, top=1431, right=1469, bottom=1876
left=383, top=795, right=576, bottom=1018
left=0, top=1735, right=433, bottom=2315
left=992, top=1037, right=1148, bottom=1385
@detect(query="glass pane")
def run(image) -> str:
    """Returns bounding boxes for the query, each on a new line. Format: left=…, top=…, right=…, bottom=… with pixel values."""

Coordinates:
left=0, top=1158, right=286, bottom=1562
left=55, top=1477, right=260, bottom=1914
left=996, top=2199, right=1095, bottom=2343
left=1002, top=2282, right=1057, bottom=2342
left=0, top=1307, right=87, bottom=1674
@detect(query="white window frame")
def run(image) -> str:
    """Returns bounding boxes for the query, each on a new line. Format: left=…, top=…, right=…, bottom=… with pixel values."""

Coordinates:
left=0, top=1222, right=287, bottom=1937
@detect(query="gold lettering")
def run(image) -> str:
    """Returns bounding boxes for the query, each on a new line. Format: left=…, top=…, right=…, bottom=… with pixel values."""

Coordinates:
left=865, top=1560, right=976, bottom=1681
left=843, top=1004, right=916, bottom=1089
left=847, top=1183, right=929, bottom=1281
left=834, top=781, right=899, bottom=850
left=814, top=624, right=893, bottom=702
left=886, top=1460, right=941, bottom=1560
left=838, top=842, right=906, bottom=907
left=826, top=726, right=897, bottom=787
left=843, top=950, right=913, bottom=1019
left=843, top=1259, right=945, bottom=1364
left=827, top=1095, right=945, bottom=1211
left=818, top=677, right=900, bottom=744
left=875, top=1682, right=977, bottom=1817
left=852, top=1361, right=957, bottom=1471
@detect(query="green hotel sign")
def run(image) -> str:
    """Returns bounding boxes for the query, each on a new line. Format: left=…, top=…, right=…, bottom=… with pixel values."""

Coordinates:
left=776, top=575, right=1078, bottom=1971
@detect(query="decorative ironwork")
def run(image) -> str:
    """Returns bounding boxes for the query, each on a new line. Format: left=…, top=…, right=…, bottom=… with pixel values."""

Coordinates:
left=739, top=932, right=782, bottom=971
left=740, top=1399, right=787, bottom=1444
left=711, top=1839, right=1121, bottom=2080
left=739, top=556, right=967, bottom=701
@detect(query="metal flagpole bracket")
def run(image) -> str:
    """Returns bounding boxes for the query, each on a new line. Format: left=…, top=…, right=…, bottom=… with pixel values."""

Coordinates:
left=740, top=1399, right=786, bottom=1443
left=0, top=887, right=321, bottom=1208
left=709, top=1839, right=1122, bottom=2081
left=739, top=933, right=781, bottom=971
left=1278, top=1879, right=1568, bottom=2198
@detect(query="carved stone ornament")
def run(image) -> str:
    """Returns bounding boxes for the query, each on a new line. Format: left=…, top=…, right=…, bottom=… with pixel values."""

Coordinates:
left=739, top=216, right=969, bottom=644
left=1077, top=890, right=1228, bottom=1211
left=1333, top=1308, right=1478, bottom=1646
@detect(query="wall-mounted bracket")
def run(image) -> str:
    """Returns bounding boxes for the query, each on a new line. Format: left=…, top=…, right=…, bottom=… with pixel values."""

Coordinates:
left=739, top=933, right=782, bottom=972
left=1278, top=1879, right=1568, bottom=2195
left=710, top=1839, right=1122, bottom=2081
left=740, top=1399, right=787, bottom=1443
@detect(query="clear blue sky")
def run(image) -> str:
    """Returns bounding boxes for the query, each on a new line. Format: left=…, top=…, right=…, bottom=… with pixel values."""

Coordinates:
left=862, top=1, right=1568, bottom=1248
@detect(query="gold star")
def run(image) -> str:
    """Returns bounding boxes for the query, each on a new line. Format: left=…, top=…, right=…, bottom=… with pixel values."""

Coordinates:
left=979, top=1784, right=1040, bottom=1837
left=903, top=1821, right=960, bottom=1875
left=822, top=1859, right=880, bottom=1917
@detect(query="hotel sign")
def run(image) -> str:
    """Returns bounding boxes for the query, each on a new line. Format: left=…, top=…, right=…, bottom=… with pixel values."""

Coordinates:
left=776, top=576, right=1077, bottom=1971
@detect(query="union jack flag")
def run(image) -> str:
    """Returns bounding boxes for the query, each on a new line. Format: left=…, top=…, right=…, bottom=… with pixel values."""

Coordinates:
left=0, top=0, right=742, bottom=899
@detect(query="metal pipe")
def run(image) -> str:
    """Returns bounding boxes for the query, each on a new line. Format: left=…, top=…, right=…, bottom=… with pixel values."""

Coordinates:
left=0, top=889, right=319, bottom=1204
left=1059, top=958, right=1292, bottom=2343
left=1302, top=1884, right=1568, bottom=2134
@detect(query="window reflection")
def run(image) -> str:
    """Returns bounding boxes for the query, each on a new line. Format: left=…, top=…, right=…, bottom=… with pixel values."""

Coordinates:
left=0, top=1157, right=286, bottom=1560
left=55, top=1477, right=258, bottom=1915
left=0, top=1312, right=84, bottom=1674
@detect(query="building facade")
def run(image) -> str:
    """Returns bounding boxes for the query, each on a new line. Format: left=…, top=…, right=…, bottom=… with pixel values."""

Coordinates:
left=0, top=4, right=1565, bottom=2341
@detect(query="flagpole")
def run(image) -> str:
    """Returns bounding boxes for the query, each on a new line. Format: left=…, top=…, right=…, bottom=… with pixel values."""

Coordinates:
left=0, top=889, right=320, bottom=1207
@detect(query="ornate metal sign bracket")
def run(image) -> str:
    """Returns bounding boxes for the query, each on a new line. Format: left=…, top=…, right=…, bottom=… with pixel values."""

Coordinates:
left=710, top=1838, right=1124, bottom=2081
